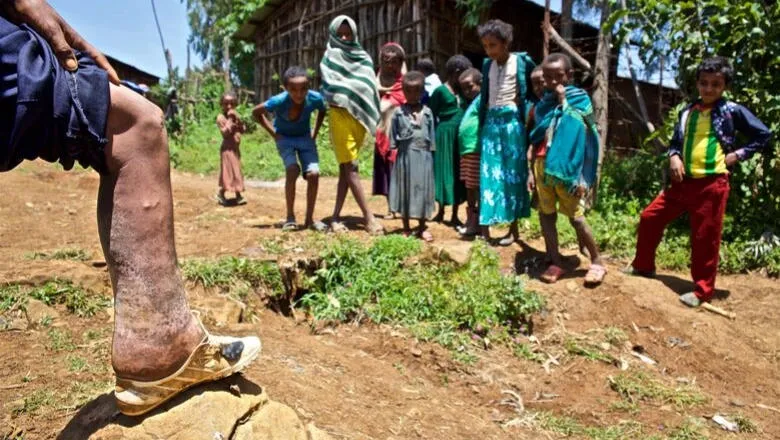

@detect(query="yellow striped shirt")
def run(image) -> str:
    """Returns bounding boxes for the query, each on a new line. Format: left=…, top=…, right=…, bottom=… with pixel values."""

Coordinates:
left=683, top=106, right=727, bottom=178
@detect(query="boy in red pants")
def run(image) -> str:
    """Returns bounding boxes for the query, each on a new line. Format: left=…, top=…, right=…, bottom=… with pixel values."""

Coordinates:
left=628, top=57, right=771, bottom=307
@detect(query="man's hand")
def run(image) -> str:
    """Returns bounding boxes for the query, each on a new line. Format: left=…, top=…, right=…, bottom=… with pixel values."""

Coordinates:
left=555, top=84, right=566, bottom=104
left=669, top=154, right=685, bottom=183
left=725, top=152, right=739, bottom=167
left=3, top=0, right=120, bottom=84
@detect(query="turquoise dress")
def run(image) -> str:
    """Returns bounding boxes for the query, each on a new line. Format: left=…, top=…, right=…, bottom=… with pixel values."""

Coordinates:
left=429, top=85, right=465, bottom=207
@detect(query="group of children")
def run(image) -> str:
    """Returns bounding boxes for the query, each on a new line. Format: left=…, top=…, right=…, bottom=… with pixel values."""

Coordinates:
left=213, top=16, right=772, bottom=304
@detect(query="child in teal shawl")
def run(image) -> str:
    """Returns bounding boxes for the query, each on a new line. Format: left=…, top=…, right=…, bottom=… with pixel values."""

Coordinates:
left=527, top=53, right=606, bottom=286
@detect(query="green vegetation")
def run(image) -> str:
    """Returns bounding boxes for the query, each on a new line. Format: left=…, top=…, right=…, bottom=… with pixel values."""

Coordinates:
left=608, top=372, right=708, bottom=410
left=47, top=328, right=76, bottom=352
left=25, top=248, right=91, bottom=262
left=0, top=281, right=109, bottom=317
left=181, top=256, right=282, bottom=294
left=12, top=390, right=55, bottom=416
left=302, top=236, right=544, bottom=356
left=665, top=418, right=709, bottom=440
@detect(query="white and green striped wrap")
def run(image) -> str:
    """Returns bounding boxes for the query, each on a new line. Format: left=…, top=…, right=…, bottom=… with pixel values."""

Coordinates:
left=320, top=15, right=381, bottom=134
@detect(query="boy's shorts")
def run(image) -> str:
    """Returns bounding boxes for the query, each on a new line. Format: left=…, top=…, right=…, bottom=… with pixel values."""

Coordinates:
left=1, top=15, right=111, bottom=174
left=276, top=136, right=320, bottom=175
left=329, top=107, right=366, bottom=164
left=533, top=159, right=585, bottom=219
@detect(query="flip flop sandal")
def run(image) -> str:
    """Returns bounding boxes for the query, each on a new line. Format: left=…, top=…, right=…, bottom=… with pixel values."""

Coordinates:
left=114, top=314, right=261, bottom=416
left=540, top=264, right=565, bottom=284
left=330, top=221, right=349, bottom=233
left=584, top=264, right=608, bottom=286
left=498, top=235, right=517, bottom=247
left=215, top=193, right=228, bottom=206
left=282, top=221, right=298, bottom=232
left=307, top=221, right=328, bottom=232
left=235, top=197, right=247, bottom=206
left=366, top=220, right=385, bottom=236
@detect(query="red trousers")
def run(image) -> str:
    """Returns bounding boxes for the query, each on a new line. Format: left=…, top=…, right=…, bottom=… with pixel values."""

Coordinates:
left=632, top=175, right=729, bottom=301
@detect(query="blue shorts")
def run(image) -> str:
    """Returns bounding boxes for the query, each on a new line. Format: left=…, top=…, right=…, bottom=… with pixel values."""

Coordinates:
left=1, top=15, right=111, bottom=173
left=276, top=136, right=319, bottom=175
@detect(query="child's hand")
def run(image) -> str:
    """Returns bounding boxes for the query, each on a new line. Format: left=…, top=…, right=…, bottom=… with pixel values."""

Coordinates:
left=527, top=174, right=536, bottom=192
left=725, top=152, right=739, bottom=167
left=555, top=84, right=566, bottom=104
left=669, top=155, right=685, bottom=182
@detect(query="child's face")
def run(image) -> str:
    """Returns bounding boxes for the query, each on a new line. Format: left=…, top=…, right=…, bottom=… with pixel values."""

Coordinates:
left=458, top=75, right=480, bottom=101
left=402, top=81, right=424, bottom=105
left=531, top=70, right=545, bottom=99
left=696, top=71, right=727, bottom=105
left=380, top=53, right=403, bottom=77
left=337, top=23, right=354, bottom=42
left=480, top=35, right=509, bottom=62
left=285, top=76, right=309, bottom=105
left=542, top=60, right=571, bottom=90
left=221, top=97, right=237, bottom=113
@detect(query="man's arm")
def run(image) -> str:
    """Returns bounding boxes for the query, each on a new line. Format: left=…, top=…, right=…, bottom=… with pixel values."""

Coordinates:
left=2, top=0, right=119, bottom=84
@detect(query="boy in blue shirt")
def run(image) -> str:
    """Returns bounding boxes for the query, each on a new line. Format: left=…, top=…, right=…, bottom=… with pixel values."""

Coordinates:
left=254, top=66, right=327, bottom=231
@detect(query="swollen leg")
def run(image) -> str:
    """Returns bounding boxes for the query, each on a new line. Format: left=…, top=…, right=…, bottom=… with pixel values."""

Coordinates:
left=539, top=212, right=561, bottom=265
left=570, top=216, right=602, bottom=266
left=101, top=84, right=202, bottom=381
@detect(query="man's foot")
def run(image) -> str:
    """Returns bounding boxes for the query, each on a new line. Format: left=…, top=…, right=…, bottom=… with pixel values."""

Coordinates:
left=679, top=292, right=702, bottom=308
left=540, top=264, right=565, bottom=284
left=114, top=315, right=261, bottom=416
left=622, top=266, right=656, bottom=278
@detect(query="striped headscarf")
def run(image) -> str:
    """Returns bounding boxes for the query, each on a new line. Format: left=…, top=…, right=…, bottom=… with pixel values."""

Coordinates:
left=320, top=15, right=381, bottom=134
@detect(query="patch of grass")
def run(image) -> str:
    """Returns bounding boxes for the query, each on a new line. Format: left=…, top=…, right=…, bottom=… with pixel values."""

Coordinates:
left=732, top=413, right=759, bottom=433
left=609, top=373, right=708, bottom=410
left=513, top=343, right=545, bottom=362
left=63, top=380, right=114, bottom=410
left=66, top=355, right=89, bottom=373
left=47, top=328, right=76, bottom=352
left=0, top=284, right=25, bottom=312
left=26, top=248, right=91, bottom=262
left=534, top=412, right=654, bottom=439
left=666, top=418, right=709, bottom=440
left=12, top=390, right=55, bottom=416
left=302, top=236, right=545, bottom=359
left=28, top=281, right=110, bottom=317
left=181, top=257, right=282, bottom=293
left=603, top=327, right=628, bottom=346
left=565, top=338, right=614, bottom=363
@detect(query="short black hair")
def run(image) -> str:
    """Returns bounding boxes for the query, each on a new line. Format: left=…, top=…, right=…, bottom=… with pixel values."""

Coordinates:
left=380, top=44, right=406, bottom=62
left=445, top=55, right=473, bottom=78
left=477, top=19, right=514, bottom=45
left=415, top=58, right=436, bottom=76
left=459, top=68, right=482, bottom=84
left=402, top=70, right=426, bottom=87
left=543, top=53, right=573, bottom=71
left=696, top=56, right=733, bottom=85
left=283, top=66, right=309, bottom=86
left=531, top=65, right=543, bottom=75
left=221, top=90, right=237, bottom=102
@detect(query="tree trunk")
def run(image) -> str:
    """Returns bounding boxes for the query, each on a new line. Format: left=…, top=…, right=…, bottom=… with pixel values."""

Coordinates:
left=543, top=0, right=551, bottom=58
left=619, top=0, right=653, bottom=133
left=223, top=36, right=232, bottom=91
left=591, top=0, right=612, bottom=203
left=561, top=0, right=574, bottom=43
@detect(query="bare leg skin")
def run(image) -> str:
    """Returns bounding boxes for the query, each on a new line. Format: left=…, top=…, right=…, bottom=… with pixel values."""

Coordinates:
left=540, top=212, right=562, bottom=266
left=303, top=171, right=319, bottom=226
left=344, top=162, right=375, bottom=225
left=332, top=164, right=349, bottom=222
left=284, top=164, right=301, bottom=223
left=100, top=84, right=203, bottom=382
left=570, top=216, right=603, bottom=266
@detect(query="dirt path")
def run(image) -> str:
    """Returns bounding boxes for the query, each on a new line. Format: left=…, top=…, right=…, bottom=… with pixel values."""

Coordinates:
left=1, top=161, right=778, bottom=439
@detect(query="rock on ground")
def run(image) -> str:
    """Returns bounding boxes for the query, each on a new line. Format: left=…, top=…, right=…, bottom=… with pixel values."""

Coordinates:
left=59, top=375, right=333, bottom=440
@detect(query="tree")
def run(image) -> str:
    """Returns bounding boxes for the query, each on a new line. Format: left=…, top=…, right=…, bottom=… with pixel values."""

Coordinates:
left=561, top=0, right=575, bottom=42
left=590, top=0, right=611, bottom=200
left=182, top=0, right=264, bottom=88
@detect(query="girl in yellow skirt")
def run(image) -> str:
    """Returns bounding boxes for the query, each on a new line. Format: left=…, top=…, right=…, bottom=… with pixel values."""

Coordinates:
left=319, top=15, right=384, bottom=234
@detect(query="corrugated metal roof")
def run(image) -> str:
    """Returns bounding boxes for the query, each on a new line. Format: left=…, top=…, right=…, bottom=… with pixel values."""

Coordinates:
left=235, top=0, right=286, bottom=41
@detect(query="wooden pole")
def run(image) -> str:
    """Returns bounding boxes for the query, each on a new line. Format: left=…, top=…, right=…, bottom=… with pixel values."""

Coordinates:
left=619, top=0, right=653, bottom=133
left=151, top=0, right=174, bottom=83
left=590, top=0, right=612, bottom=205
left=543, top=0, right=551, bottom=58
left=223, top=36, right=232, bottom=91
left=546, top=24, right=592, bottom=70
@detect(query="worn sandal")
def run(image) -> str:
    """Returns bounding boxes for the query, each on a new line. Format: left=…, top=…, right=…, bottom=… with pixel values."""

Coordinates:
left=114, top=315, right=261, bottom=416
left=541, top=265, right=565, bottom=284
left=584, top=264, right=607, bottom=286
left=366, top=220, right=385, bottom=236
left=329, top=221, right=349, bottom=233
left=418, top=230, right=434, bottom=243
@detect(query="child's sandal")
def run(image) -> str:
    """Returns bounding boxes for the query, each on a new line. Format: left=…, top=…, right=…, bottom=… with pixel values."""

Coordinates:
left=541, top=265, right=565, bottom=284
left=584, top=264, right=607, bottom=286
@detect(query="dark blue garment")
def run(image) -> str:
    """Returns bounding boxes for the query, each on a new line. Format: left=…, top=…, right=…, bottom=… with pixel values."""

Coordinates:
left=668, top=98, right=772, bottom=161
left=1, top=14, right=110, bottom=173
